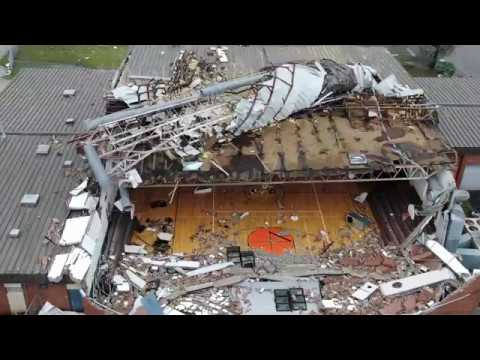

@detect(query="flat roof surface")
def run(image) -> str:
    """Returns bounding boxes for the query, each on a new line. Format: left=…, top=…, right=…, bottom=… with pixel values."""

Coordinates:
left=416, top=77, right=480, bottom=149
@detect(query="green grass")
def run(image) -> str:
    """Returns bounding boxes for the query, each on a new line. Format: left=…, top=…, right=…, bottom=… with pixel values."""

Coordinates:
left=16, top=45, right=128, bottom=69
left=1, top=45, right=129, bottom=79
left=0, top=55, right=7, bottom=67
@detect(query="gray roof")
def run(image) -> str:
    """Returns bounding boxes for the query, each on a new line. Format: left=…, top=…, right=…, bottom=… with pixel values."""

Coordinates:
left=129, top=45, right=267, bottom=80
left=128, top=45, right=417, bottom=87
left=0, top=135, right=85, bottom=278
left=0, top=67, right=113, bottom=279
left=0, top=67, right=114, bottom=134
left=416, top=77, right=480, bottom=148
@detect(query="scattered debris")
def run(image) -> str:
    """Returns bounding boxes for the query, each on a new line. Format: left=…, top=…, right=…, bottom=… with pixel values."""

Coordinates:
left=352, top=282, right=378, bottom=301
left=379, top=268, right=456, bottom=297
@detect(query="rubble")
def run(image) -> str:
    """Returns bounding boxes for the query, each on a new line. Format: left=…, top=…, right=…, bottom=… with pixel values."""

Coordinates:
left=38, top=50, right=477, bottom=315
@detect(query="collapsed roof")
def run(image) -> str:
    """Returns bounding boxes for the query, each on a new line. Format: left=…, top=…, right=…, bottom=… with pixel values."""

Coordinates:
left=79, top=55, right=454, bottom=190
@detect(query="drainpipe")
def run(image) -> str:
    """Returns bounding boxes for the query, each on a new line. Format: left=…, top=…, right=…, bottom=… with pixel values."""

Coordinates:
left=83, top=144, right=112, bottom=191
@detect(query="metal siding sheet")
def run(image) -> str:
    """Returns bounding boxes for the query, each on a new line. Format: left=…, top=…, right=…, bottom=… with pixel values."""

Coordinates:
left=0, top=68, right=114, bottom=134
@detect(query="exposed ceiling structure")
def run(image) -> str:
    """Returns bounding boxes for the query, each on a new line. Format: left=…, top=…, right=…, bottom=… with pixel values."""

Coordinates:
left=77, top=51, right=455, bottom=189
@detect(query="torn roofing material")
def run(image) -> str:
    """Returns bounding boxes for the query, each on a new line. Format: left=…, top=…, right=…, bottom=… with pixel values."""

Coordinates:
left=0, top=135, right=79, bottom=279
left=0, top=67, right=115, bottom=134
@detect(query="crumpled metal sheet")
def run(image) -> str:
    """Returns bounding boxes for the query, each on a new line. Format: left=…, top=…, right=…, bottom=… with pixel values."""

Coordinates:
left=374, top=74, right=424, bottom=97
left=229, top=63, right=327, bottom=136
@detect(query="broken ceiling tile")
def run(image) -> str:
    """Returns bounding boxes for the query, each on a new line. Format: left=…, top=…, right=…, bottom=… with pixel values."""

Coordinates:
left=20, top=193, right=40, bottom=207
left=36, top=144, right=50, bottom=155
left=124, top=245, right=148, bottom=255
left=157, top=232, right=173, bottom=242
left=352, top=282, right=378, bottom=301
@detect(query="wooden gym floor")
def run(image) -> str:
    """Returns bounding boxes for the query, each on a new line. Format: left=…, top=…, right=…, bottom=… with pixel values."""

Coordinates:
left=131, top=183, right=378, bottom=255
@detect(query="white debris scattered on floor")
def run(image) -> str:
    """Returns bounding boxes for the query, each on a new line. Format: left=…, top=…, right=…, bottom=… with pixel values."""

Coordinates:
left=164, top=260, right=200, bottom=269
left=379, top=268, right=456, bottom=297
left=352, top=282, right=378, bottom=301
left=124, top=245, right=148, bottom=255
left=186, top=262, right=235, bottom=277
left=321, top=299, right=343, bottom=309
left=354, top=192, right=368, bottom=204
left=157, top=232, right=174, bottom=242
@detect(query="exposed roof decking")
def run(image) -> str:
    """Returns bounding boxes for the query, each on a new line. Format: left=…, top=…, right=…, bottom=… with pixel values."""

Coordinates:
left=0, top=67, right=114, bottom=134
left=416, top=77, right=480, bottom=149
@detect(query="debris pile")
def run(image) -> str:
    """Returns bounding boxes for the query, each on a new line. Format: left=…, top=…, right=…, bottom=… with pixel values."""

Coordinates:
left=131, top=217, right=175, bottom=254
left=88, top=222, right=471, bottom=315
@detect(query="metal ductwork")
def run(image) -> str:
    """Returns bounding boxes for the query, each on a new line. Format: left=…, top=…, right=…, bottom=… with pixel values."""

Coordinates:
left=83, top=144, right=112, bottom=191
left=199, top=72, right=269, bottom=97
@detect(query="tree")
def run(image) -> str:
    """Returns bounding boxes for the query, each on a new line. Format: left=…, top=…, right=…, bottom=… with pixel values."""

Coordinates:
left=430, top=45, right=454, bottom=68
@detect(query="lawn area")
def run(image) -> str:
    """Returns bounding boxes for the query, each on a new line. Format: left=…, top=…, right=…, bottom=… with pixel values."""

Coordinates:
left=16, top=45, right=128, bottom=69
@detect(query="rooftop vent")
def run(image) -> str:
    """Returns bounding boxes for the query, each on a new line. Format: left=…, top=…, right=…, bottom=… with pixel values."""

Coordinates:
left=36, top=144, right=50, bottom=155
left=8, top=229, right=20, bottom=238
left=21, top=194, right=40, bottom=207
left=63, top=89, right=76, bottom=97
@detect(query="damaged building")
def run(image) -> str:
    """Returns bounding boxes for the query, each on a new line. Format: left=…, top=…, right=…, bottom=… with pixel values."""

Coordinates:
left=2, top=46, right=480, bottom=315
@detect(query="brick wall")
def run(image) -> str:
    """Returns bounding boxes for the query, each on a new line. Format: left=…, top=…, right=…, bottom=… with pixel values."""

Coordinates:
left=23, top=283, right=70, bottom=312
left=455, top=153, right=480, bottom=186
left=0, top=284, right=9, bottom=315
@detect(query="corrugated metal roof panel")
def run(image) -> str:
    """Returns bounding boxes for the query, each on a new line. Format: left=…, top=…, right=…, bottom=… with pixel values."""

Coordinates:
left=416, top=77, right=480, bottom=148
left=345, top=46, right=417, bottom=88
left=263, top=45, right=350, bottom=65
left=0, top=67, right=114, bottom=134
left=128, top=45, right=266, bottom=80
left=128, top=45, right=416, bottom=89
left=0, top=135, right=82, bottom=275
